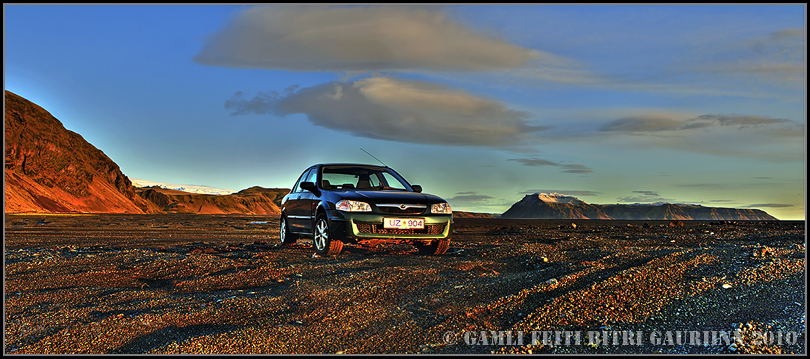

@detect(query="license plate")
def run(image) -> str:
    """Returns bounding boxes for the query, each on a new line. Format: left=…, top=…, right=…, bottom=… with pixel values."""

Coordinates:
left=384, top=218, right=424, bottom=229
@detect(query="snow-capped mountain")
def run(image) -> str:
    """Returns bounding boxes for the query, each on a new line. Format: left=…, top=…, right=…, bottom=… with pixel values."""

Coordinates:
left=535, top=192, right=585, bottom=205
left=503, top=193, right=608, bottom=219
left=130, top=178, right=236, bottom=195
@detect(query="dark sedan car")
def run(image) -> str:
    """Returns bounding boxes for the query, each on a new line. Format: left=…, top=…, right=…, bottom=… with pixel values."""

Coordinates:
left=280, top=163, right=453, bottom=256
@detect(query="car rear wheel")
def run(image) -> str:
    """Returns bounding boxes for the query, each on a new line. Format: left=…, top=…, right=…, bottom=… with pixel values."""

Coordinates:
left=416, top=239, right=450, bottom=255
left=313, top=214, right=343, bottom=256
left=280, top=216, right=298, bottom=245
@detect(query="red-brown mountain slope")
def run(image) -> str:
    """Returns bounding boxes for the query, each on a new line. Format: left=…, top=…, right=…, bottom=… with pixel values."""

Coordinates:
left=5, top=90, right=155, bottom=214
left=5, top=90, right=290, bottom=215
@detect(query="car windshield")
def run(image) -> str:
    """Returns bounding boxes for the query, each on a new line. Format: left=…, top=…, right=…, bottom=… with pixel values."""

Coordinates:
left=320, top=166, right=412, bottom=191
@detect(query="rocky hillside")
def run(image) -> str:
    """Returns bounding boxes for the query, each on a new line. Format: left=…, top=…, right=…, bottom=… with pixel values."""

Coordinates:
left=502, top=193, right=777, bottom=220
left=135, top=186, right=288, bottom=215
left=4, top=91, right=288, bottom=215
left=5, top=90, right=155, bottom=214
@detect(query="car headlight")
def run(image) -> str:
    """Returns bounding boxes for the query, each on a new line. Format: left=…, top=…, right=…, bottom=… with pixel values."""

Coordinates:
left=336, top=200, right=372, bottom=212
left=431, top=202, right=452, bottom=214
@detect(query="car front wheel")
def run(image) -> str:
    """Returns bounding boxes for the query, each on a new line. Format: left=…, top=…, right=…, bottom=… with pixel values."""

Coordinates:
left=313, top=214, right=343, bottom=256
left=416, top=239, right=450, bottom=255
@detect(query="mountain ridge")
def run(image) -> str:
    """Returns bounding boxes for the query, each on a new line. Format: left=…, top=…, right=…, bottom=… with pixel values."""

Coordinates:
left=134, top=186, right=287, bottom=215
left=501, top=193, right=777, bottom=220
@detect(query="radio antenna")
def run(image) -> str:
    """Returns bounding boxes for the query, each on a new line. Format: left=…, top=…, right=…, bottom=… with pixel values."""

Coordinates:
left=360, top=148, right=388, bottom=167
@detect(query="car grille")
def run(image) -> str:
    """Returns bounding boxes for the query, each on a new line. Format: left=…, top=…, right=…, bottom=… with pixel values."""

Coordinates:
left=356, top=223, right=445, bottom=235
left=377, top=207, right=426, bottom=215
left=375, top=204, right=426, bottom=215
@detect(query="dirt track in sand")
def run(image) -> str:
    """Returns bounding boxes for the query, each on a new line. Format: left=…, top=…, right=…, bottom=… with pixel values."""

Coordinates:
left=4, top=214, right=806, bottom=354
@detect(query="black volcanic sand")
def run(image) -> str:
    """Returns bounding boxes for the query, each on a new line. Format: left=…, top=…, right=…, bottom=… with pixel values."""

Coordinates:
left=4, top=214, right=806, bottom=354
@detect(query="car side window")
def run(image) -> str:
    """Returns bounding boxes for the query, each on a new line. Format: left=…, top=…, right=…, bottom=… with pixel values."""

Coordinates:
left=304, top=167, right=318, bottom=186
left=292, top=169, right=312, bottom=193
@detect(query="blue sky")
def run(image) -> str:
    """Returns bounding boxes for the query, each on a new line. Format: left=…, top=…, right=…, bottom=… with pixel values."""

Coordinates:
left=4, top=4, right=805, bottom=219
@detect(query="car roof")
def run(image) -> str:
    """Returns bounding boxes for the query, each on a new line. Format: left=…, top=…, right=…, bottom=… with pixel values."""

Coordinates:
left=314, top=163, right=389, bottom=169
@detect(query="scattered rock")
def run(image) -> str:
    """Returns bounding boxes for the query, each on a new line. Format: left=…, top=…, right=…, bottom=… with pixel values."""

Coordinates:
left=752, top=246, right=774, bottom=257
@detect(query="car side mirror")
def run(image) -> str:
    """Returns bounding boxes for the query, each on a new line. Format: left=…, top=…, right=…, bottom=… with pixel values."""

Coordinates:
left=411, top=185, right=422, bottom=193
left=300, top=181, right=317, bottom=192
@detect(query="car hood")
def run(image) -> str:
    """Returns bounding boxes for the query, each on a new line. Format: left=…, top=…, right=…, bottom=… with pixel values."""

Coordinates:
left=338, top=190, right=445, bottom=204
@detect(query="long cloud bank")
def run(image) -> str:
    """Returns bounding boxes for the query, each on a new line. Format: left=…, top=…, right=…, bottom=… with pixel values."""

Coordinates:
left=226, top=77, right=548, bottom=146
left=599, top=114, right=793, bottom=133
left=194, top=5, right=536, bottom=72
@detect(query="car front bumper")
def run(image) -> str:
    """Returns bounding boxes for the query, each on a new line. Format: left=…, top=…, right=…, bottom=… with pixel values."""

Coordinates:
left=326, top=209, right=452, bottom=242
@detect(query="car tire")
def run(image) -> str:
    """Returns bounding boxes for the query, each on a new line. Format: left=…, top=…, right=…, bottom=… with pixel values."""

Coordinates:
left=416, top=239, right=450, bottom=255
left=313, top=213, right=343, bottom=256
left=280, top=216, right=298, bottom=245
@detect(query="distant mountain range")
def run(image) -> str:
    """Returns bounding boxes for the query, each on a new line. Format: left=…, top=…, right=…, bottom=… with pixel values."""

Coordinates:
left=134, top=186, right=287, bottom=215
left=129, top=178, right=236, bottom=195
left=502, top=193, right=777, bottom=221
left=452, top=211, right=498, bottom=218
left=4, top=91, right=779, bottom=221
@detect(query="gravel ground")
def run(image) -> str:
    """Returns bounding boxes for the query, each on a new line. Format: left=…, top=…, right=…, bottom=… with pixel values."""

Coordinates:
left=4, top=214, right=806, bottom=354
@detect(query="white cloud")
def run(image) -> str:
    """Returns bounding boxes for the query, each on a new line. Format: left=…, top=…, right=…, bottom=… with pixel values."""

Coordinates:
left=709, top=28, right=805, bottom=76
left=594, top=112, right=803, bottom=161
left=493, top=27, right=805, bottom=100
left=508, top=157, right=593, bottom=174
left=616, top=191, right=674, bottom=204
left=194, top=5, right=536, bottom=72
left=660, top=28, right=806, bottom=99
left=599, top=115, right=684, bottom=133
left=226, top=77, right=548, bottom=147
left=599, top=113, right=794, bottom=133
